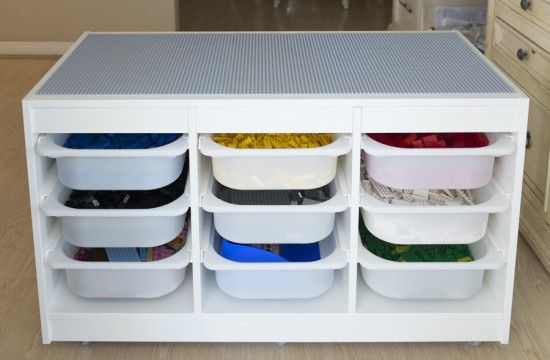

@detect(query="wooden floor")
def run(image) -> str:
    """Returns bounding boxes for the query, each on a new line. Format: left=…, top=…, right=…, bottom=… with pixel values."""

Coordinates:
left=2, top=2, right=550, bottom=355
left=178, top=0, right=392, bottom=31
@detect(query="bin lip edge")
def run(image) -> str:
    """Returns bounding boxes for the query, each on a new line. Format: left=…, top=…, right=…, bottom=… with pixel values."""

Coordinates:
left=359, top=181, right=509, bottom=214
left=357, top=233, right=504, bottom=271
left=41, top=175, right=191, bottom=217
left=37, top=133, right=189, bottom=158
left=199, top=134, right=351, bottom=157
left=361, top=133, right=515, bottom=157
left=46, top=235, right=192, bottom=270
left=203, top=227, right=348, bottom=271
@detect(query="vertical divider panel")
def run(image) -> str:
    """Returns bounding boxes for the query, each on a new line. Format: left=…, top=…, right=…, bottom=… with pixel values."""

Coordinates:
left=23, top=102, right=52, bottom=344
left=347, top=107, right=362, bottom=313
left=188, top=108, right=202, bottom=313
left=500, top=100, right=529, bottom=343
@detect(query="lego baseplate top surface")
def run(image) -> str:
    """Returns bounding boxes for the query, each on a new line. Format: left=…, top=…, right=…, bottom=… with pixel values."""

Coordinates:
left=35, top=32, right=517, bottom=97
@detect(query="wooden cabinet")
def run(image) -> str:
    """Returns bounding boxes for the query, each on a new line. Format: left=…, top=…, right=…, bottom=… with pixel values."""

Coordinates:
left=487, top=0, right=550, bottom=273
left=394, top=0, right=420, bottom=30
left=499, top=0, right=550, bottom=31
left=523, top=100, right=550, bottom=203
left=390, top=0, right=487, bottom=30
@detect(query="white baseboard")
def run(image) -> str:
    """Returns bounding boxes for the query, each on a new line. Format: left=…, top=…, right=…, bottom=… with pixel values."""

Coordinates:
left=0, top=41, right=72, bottom=56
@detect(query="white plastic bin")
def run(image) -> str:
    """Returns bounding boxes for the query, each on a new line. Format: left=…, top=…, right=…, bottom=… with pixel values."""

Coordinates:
left=199, top=134, right=351, bottom=190
left=41, top=175, right=190, bottom=248
left=202, top=172, right=348, bottom=244
left=362, top=133, right=515, bottom=189
left=203, top=223, right=347, bottom=299
left=36, top=134, right=188, bottom=190
left=46, top=238, right=191, bottom=299
left=359, top=236, right=504, bottom=299
left=361, top=182, right=509, bottom=244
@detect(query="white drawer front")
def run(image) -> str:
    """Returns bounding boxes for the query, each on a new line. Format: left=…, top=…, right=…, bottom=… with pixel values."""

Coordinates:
left=195, top=107, right=354, bottom=133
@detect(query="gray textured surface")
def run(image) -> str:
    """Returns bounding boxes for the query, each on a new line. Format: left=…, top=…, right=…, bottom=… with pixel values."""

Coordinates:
left=37, top=32, right=515, bottom=96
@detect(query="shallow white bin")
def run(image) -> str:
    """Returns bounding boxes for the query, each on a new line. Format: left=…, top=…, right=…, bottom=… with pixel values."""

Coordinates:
left=202, top=172, right=348, bottom=244
left=46, top=238, right=191, bottom=298
left=199, top=134, right=351, bottom=190
left=37, top=134, right=188, bottom=190
left=203, top=225, right=347, bottom=299
left=41, top=176, right=190, bottom=248
left=361, top=182, right=509, bottom=244
left=359, top=236, right=504, bottom=299
left=362, top=133, right=515, bottom=189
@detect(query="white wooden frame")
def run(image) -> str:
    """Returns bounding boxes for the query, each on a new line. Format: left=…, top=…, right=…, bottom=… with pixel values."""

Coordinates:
left=22, top=32, right=528, bottom=344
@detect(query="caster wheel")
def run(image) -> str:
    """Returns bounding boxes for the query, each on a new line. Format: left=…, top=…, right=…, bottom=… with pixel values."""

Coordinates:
left=81, top=341, right=92, bottom=346
left=276, top=342, right=286, bottom=347
left=468, top=341, right=481, bottom=347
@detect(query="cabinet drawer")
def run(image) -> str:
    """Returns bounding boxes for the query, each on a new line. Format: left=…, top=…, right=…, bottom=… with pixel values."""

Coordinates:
left=524, top=98, right=550, bottom=199
left=395, top=0, right=419, bottom=30
left=498, top=0, right=550, bottom=33
left=495, top=0, right=550, bottom=50
left=493, top=20, right=550, bottom=90
left=492, top=38, right=550, bottom=109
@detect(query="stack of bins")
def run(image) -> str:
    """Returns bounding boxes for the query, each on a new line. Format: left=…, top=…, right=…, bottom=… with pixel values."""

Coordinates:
left=359, top=133, right=514, bottom=299
left=200, top=134, right=350, bottom=299
left=38, top=133, right=191, bottom=299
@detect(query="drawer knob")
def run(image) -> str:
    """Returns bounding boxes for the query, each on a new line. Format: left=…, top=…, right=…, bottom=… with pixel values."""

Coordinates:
left=526, top=131, right=532, bottom=149
left=398, top=0, right=413, bottom=13
left=520, top=0, right=531, bottom=10
left=517, top=49, right=529, bottom=61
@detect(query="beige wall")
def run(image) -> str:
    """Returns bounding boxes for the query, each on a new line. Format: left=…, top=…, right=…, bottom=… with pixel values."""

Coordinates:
left=0, top=0, right=177, bottom=42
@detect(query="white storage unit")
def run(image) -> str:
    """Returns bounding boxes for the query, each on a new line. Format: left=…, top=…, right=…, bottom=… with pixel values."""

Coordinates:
left=362, top=133, right=515, bottom=189
left=200, top=134, right=350, bottom=190
left=202, top=172, right=348, bottom=244
left=37, top=133, right=188, bottom=190
left=203, top=223, right=347, bottom=299
left=360, top=181, right=509, bottom=244
left=41, top=177, right=190, bottom=248
left=359, top=235, right=504, bottom=299
left=23, top=31, right=528, bottom=344
left=47, top=239, right=191, bottom=299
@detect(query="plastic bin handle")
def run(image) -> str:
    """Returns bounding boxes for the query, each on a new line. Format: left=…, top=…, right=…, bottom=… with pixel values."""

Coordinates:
left=199, top=135, right=351, bottom=157
left=361, top=134, right=516, bottom=157
left=360, top=181, right=509, bottom=214
left=41, top=183, right=190, bottom=217
left=46, top=236, right=191, bottom=270
left=359, top=235, right=504, bottom=270
left=36, top=134, right=188, bottom=158
left=202, top=190, right=347, bottom=213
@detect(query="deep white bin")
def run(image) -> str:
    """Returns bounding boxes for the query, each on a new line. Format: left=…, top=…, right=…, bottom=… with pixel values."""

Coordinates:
left=359, top=236, right=504, bottom=299
left=203, top=223, right=347, bottom=299
left=41, top=176, right=190, bottom=248
left=361, top=182, right=509, bottom=244
left=37, top=134, right=188, bottom=190
left=202, top=172, right=348, bottom=244
left=199, top=134, right=351, bottom=190
left=362, top=133, right=515, bottom=189
left=46, top=238, right=191, bottom=299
